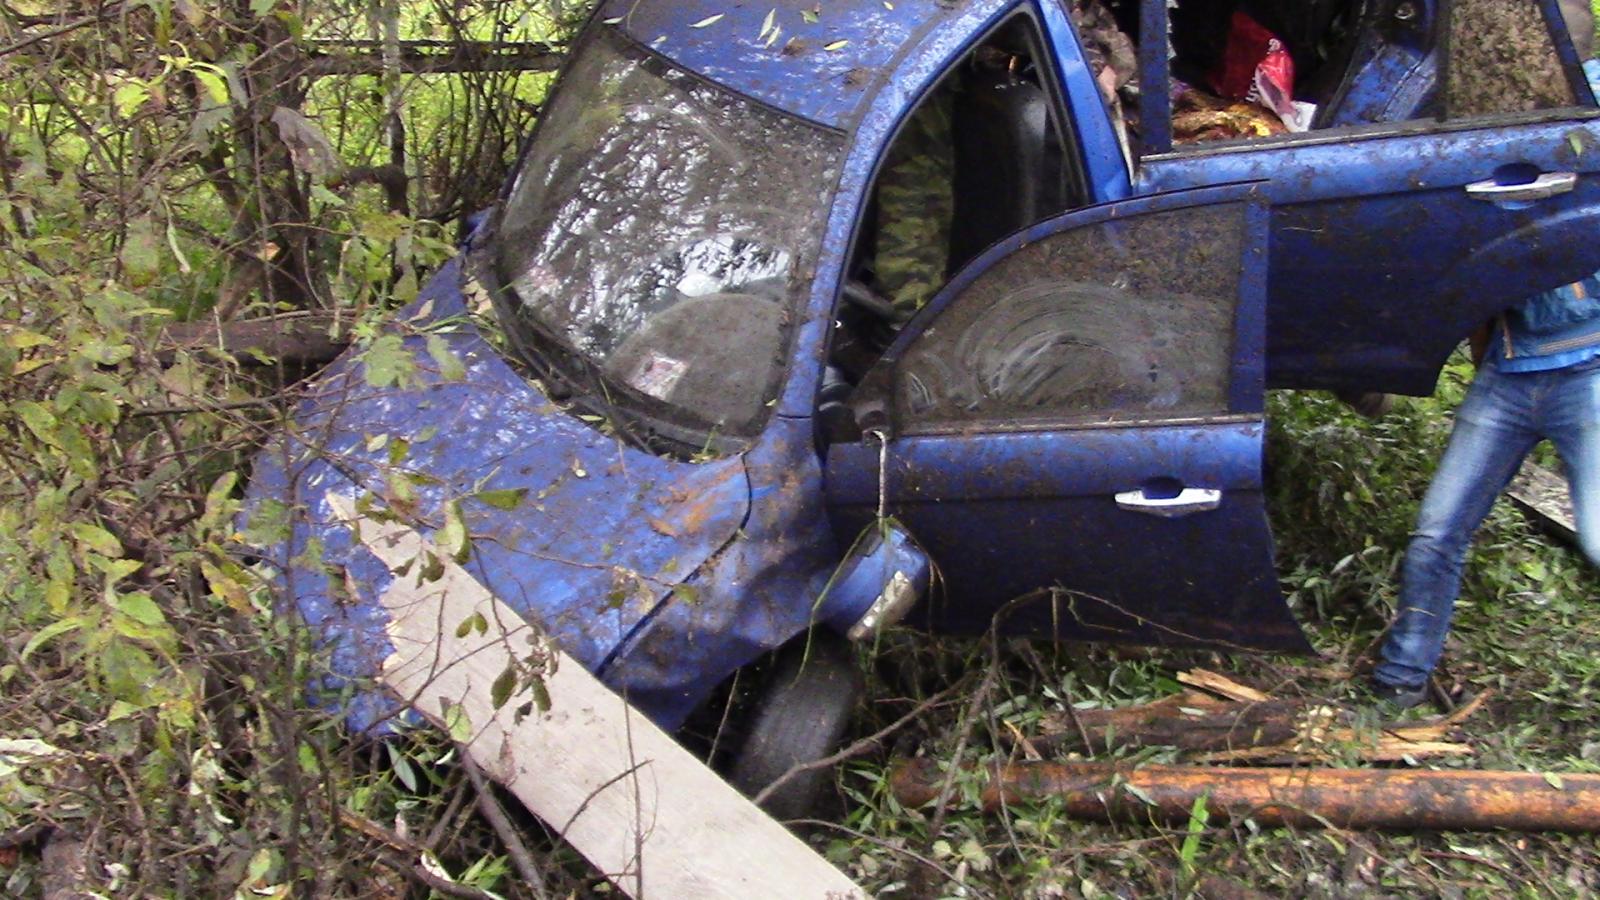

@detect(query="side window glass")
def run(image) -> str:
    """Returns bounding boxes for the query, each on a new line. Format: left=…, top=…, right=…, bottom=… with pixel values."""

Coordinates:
left=1447, top=0, right=1577, bottom=116
left=828, top=13, right=1089, bottom=424
left=870, top=202, right=1247, bottom=433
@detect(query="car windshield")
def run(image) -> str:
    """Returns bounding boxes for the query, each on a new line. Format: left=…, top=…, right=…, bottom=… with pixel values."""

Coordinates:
left=488, top=27, right=844, bottom=444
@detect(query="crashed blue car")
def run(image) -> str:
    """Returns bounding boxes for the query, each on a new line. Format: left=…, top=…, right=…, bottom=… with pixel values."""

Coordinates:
left=250, top=0, right=1600, bottom=810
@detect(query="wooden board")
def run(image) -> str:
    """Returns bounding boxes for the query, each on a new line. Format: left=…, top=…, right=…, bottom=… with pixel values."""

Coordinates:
left=1507, top=459, right=1576, bottom=544
left=330, top=497, right=864, bottom=899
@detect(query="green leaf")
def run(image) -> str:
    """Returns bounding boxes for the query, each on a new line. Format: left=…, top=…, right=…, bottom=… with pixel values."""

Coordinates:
left=193, top=68, right=229, bottom=105
left=14, top=400, right=59, bottom=446
left=443, top=701, right=473, bottom=743
left=115, top=592, right=167, bottom=627
left=491, top=664, right=517, bottom=709
left=121, top=215, right=162, bottom=287
left=473, top=488, right=526, bottom=510
left=425, top=335, right=467, bottom=381
left=22, top=617, right=84, bottom=662
left=823, top=39, right=848, bottom=50
left=1545, top=771, right=1565, bottom=790
left=71, top=522, right=123, bottom=558
left=387, top=743, right=418, bottom=792
left=362, top=334, right=414, bottom=388
left=690, top=13, right=724, bottom=27
left=438, top=504, right=469, bottom=563
left=1180, top=793, right=1208, bottom=874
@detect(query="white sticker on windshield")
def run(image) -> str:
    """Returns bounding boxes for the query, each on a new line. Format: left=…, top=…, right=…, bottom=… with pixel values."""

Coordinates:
left=628, top=353, right=689, bottom=400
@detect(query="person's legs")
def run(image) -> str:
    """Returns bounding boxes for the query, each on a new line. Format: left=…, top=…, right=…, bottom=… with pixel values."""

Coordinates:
left=1541, top=357, right=1600, bottom=566
left=1376, top=366, right=1541, bottom=689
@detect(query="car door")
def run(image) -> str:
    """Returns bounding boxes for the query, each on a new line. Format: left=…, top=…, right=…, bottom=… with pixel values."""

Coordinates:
left=824, top=184, right=1311, bottom=653
left=1127, top=0, right=1600, bottom=396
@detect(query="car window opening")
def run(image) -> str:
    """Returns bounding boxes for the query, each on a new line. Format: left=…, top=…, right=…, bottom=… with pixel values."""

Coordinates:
left=825, top=14, right=1086, bottom=444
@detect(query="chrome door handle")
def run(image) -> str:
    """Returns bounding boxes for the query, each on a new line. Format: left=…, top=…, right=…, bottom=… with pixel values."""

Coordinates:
left=1465, top=172, right=1577, bottom=202
left=1114, top=487, right=1222, bottom=518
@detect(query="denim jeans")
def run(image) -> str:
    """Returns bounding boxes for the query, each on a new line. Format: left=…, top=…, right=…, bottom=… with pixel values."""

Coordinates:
left=1376, top=357, right=1600, bottom=689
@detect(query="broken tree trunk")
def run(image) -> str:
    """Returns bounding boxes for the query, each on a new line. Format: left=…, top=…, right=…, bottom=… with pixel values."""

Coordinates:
left=890, top=759, right=1600, bottom=831
left=1033, top=696, right=1305, bottom=755
left=156, top=311, right=350, bottom=368
left=332, top=498, right=864, bottom=900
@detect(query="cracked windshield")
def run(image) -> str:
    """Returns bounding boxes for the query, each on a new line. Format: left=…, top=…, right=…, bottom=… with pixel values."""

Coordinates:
left=492, top=29, right=844, bottom=437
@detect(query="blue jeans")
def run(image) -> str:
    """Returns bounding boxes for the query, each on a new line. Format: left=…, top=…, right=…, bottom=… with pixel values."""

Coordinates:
left=1376, top=357, right=1600, bottom=689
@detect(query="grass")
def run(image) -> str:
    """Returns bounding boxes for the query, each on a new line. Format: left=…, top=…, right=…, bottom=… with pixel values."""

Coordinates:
left=806, top=364, right=1600, bottom=898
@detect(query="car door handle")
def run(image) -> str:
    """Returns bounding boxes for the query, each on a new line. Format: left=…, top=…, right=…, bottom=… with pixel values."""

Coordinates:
left=1114, top=487, right=1222, bottom=518
left=1465, top=172, right=1577, bottom=202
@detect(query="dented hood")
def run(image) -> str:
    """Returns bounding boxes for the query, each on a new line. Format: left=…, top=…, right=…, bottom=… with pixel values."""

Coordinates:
left=246, top=261, right=751, bottom=727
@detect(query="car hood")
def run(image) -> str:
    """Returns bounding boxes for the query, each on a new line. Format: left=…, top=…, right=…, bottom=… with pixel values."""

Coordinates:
left=245, top=260, right=751, bottom=728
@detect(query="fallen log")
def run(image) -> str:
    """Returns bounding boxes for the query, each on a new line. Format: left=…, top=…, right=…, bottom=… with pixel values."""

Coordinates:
left=1034, top=697, right=1305, bottom=755
left=890, top=759, right=1600, bottom=831
left=156, top=311, right=351, bottom=368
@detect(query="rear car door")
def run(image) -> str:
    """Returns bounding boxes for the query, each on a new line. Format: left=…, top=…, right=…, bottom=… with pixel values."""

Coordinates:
left=825, top=184, right=1311, bottom=652
left=1132, top=0, right=1600, bottom=395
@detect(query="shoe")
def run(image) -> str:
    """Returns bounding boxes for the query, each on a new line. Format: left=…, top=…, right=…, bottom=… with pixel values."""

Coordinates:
left=1366, top=678, right=1429, bottom=713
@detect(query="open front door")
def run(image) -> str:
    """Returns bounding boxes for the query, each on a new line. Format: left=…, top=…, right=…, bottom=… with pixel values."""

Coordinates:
left=825, top=184, right=1310, bottom=653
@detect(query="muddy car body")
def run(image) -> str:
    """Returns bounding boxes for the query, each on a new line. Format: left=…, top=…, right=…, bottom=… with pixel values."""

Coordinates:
left=251, top=0, right=1600, bottom=738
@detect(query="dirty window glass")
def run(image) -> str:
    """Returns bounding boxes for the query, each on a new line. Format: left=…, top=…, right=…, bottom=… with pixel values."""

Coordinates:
left=1447, top=0, right=1577, bottom=117
left=491, top=28, right=843, bottom=438
left=886, top=203, right=1243, bottom=430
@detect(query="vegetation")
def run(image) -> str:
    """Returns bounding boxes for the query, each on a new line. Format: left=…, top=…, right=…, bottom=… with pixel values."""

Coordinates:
left=4, top=1, right=1600, bottom=897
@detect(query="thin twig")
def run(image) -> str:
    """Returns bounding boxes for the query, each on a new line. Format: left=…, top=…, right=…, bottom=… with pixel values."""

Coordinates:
left=461, top=752, right=550, bottom=900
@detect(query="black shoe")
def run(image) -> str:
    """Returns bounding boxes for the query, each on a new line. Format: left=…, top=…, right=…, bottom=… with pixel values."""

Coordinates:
left=1367, top=678, right=1429, bottom=713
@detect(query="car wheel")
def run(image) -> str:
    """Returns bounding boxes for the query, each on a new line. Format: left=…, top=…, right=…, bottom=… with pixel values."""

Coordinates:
left=729, top=631, right=864, bottom=821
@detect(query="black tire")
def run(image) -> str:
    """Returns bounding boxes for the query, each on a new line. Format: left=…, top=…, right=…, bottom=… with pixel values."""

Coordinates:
left=729, top=632, right=864, bottom=821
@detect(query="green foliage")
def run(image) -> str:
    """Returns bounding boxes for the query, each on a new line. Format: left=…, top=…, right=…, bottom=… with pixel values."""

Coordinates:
left=0, top=1, right=587, bottom=895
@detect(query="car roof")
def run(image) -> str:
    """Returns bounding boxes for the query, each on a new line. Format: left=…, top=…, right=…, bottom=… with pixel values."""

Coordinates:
left=596, top=0, right=989, bottom=129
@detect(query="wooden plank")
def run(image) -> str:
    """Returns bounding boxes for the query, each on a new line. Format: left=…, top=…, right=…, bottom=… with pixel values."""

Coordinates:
left=1507, top=459, right=1577, bottom=544
left=329, top=497, right=864, bottom=899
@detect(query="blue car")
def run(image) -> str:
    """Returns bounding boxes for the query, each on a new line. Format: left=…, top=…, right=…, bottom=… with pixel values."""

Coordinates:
left=249, top=0, right=1600, bottom=811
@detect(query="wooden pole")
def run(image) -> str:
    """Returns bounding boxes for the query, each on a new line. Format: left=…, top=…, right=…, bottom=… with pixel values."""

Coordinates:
left=890, top=759, right=1600, bottom=831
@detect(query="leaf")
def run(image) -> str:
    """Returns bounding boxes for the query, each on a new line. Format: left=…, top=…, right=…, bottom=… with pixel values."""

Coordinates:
left=823, top=39, right=848, bottom=51
left=758, top=8, right=776, bottom=39
left=362, top=334, right=413, bottom=388
left=113, top=80, right=149, bottom=117
left=474, top=488, right=526, bottom=510
left=386, top=743, right=418, bottom=792
left=801, top=8, right=819, bottom=23
left=438, top=501, right=469, bottom=563
left=115, top=592, right=167, bottom=627
left=193, top=68, right=229, bottom=105
left=425, top=335, right=467, bottom=381
left=690, top=13, right=724, bottom=27
left=21, top=617, right=84, bottom=662
left=443, top=701, right=473, bottom=743
left=1180, top=794, right=1208, bottom=873
left=121, top=215, right=163, bottom=287
left=1545, top=771, right=1565, bottom=790
left=1122, top=782, right=1158, bottom=807
left=764, top=24, right=782, bottom=48
left=491, top=664, right=517, bottom=709
left=71, top=522, right=123, bottom=558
